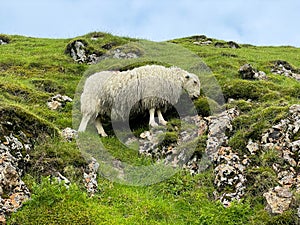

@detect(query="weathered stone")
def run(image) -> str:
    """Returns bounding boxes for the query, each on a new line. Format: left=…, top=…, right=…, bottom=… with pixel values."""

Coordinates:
left=61, top=127, right=78, bottom=142
left=205, top=108, right=239, bottom=161
left=239, top=64, right=267, bottom=80
left=83, top=158, right=99, bottom=195
left=214, top=41, right=240, bottom=49
left=278, top=171, right=295, bottom=187
left=271, top=60, right=300, bottom=81
left=282, top=150, right=297, bottom=167
left=246, top=139, right=260, bottom=155
left=213, top=146, right=248, bottom=207
left=0, top=39, right=8, bottom=45
left=193, top=40, right=212, bottom=46
left=264, top=186, right=293, bottom=214
left=47, top=94, right=72, bottom=110
left=227, top=41, right=240, bottom=49
left=0, top=143, right=30, bottom=222
left=65, top=40, right=101, bottom=64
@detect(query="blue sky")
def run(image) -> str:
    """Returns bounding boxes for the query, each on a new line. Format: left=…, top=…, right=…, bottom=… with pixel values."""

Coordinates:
left=1, top=0, right=300, bottom=46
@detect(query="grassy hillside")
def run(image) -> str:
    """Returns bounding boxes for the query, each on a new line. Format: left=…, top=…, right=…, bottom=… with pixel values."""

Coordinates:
left=1, top=32, right=300, bottom=224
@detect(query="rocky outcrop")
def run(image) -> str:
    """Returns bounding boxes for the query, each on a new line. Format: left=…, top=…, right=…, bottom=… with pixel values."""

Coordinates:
left=0, top=36, right=9, bottom=45
left=194, top=40, right=212, bottom=46
left=205, top=108, right=240, bottom=161
left=214, top=147, right=249, bottom=207
left=83, top=158, right=99, bottom=196
left=271, top=60, right=300, bottom=81
left=139, top=116, right=202, bottom=169
left=239, top=64, right=267, bottom=80
left=99, top=46, right=143, bottom=61
left=0, top=138, right=31, bottom=223
left=65, top=40, right=102, bottom=64
left=192, top=35, right=213, bottom=46
left=66, top=39, right=142, bottom=64
left=260, top=105, right=300, bottom=214
left=47, top=94, right=72, bottom=110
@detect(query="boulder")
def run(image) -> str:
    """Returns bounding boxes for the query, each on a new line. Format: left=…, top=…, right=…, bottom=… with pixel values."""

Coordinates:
left=65, top=40, right=102, bottom=64
left=264, top=186, right=293, bottom=214
left=0, top=35, right=9, bottom=45
left=227, top=41, right=241, bottom=49
left=61, top=128, right=78, bottom=142
left=47, top=94, right=72, bottom=110
left=239, top=64, right=267, bottom=80
left=0, top=39, right=8, bottom=45
left=271, top=60, right=300, bottom=81
left=205, top=108, right=240, bottom=161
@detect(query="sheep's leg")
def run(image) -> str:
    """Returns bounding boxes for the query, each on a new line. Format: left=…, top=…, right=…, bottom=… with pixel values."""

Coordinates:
left=95, top=117, right=108, bottom=137
left=149, top=108, right=158, bottom=127
left=78, top=114, right=91, bottom=132
left=157, top=109, right=167, bottom=126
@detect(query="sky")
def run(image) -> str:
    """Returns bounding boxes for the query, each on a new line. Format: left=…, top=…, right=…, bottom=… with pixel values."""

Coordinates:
left=1, top=0, right=300, bottom=46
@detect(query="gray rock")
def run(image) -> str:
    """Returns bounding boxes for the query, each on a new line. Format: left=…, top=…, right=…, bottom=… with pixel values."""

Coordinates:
left=83, top=158, right=99, bottom=195
left=0, top=143, right=30, bottom=222
left=213, top=146, right=248, bottom=207
left=47, top=94, right=72, bottom=110
left=62, top=127, right=78, bottom=142
left=239, top=64, right=267, bottom=80
left=70, top=41, right=87, bottom=63
left=66, top=40, right=101, bottom=64
left=271, top=60, right=300, bottom=81
left=205, top=108, right=239, bottom=161
left=264, top=186, right=293, bottom=214
left=246, top=139, right=260, bottom=155
left=0, top=39, right=7, bottom=45
left=227, top=41, right=241, bottom=49
left=193, top=40, right=212, bottom=46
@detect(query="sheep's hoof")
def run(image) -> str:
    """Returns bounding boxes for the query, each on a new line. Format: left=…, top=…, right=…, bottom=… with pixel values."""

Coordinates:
left=149, top=122, right=159, bottom=127
left=159, top=120, right=168, bottom=126
left=99, top=132, right=108, bottom=137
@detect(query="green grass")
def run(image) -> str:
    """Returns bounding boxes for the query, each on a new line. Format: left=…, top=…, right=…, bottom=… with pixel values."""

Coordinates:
left=1, top=32, right=300, bottom=224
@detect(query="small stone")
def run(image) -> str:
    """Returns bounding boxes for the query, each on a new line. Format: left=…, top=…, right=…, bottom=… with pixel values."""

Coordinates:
left=246, top=139, right=259, bottom=155
left=62, top=128, right=78, bottom=142
left=47, top=101, right=61, bottom=110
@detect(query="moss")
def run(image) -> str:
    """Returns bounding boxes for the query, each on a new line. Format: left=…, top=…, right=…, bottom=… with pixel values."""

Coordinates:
left=245, top=167, right=278, bottom=197
left=159, top=132, right=178, bottom=148
left=0, top=105, right=58, bottom=142
left=194, top=96, right=222, bottom=116
left=222, top=80, right=266, bottom=101
left=31, top=79, right=66, bottom=93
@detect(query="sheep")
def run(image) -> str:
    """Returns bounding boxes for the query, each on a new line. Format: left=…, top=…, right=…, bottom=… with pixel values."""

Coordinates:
left=78, top=65, right=201, bottom=137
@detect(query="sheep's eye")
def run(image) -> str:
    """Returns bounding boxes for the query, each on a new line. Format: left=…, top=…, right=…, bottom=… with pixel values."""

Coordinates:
left=194, top=81, right=197, bottom=84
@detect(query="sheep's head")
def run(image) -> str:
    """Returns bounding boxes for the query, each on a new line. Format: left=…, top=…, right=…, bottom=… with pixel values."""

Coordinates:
left=182, top=72, right=201, bottom=99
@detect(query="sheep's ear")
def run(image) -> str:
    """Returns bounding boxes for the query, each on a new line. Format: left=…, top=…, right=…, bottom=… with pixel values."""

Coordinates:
left=185, top=75, right=190, bottom=79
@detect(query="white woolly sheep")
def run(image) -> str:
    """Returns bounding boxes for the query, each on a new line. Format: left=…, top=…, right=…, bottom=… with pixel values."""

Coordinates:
left=78, top=65, right=201, bottom=137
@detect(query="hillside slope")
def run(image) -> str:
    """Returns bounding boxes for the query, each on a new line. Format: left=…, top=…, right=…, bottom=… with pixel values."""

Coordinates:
left=0, top=32, right=300, bottom=224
